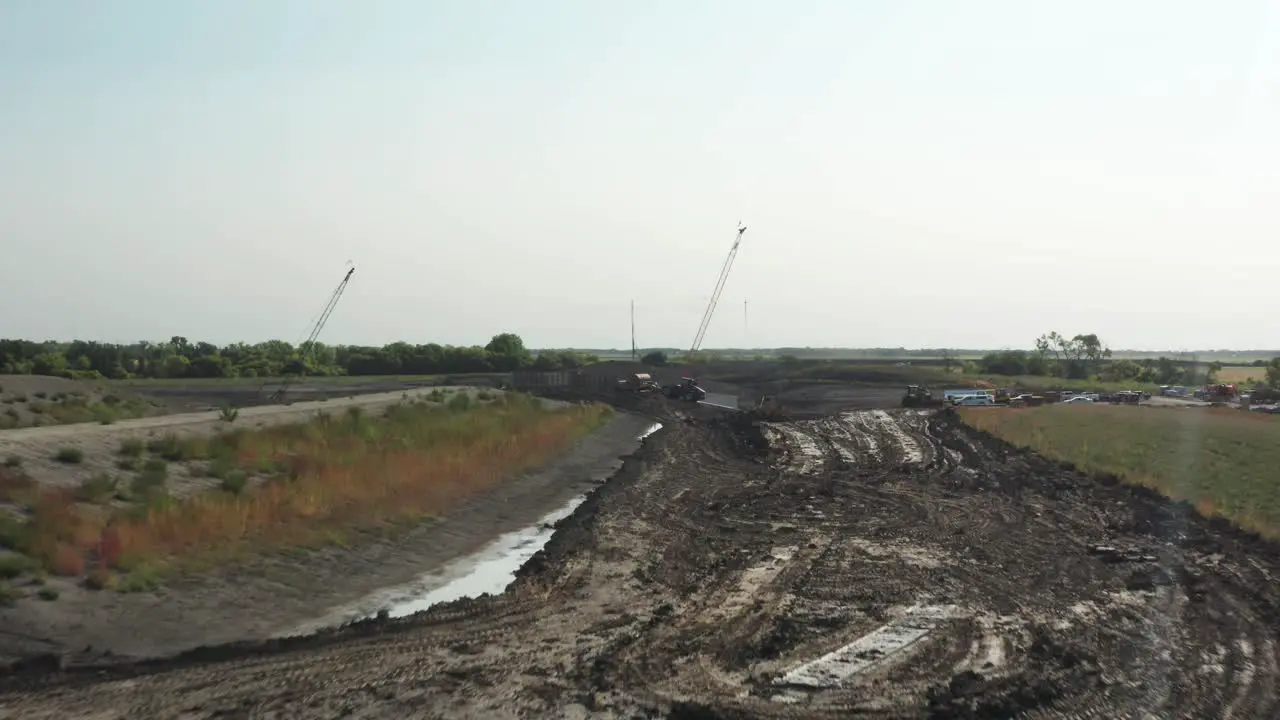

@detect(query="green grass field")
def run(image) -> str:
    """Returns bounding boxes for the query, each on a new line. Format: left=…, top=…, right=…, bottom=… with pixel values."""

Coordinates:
left=959, top=404, right=1280, bottom=539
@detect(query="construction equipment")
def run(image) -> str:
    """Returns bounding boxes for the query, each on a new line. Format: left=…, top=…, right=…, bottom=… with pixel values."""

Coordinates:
left=688, top=224, right=747, bottom=359
left=1199, top=383, right=1237, bottom=401
left=665, top=377, right=708, bottom=402
left=745, top=395, right=787, bottom=421
left=901, top=385, right=943, bottom=408
left=258, top=266, right=355, bottom=404
left=616, top=373, right=661, bottom=395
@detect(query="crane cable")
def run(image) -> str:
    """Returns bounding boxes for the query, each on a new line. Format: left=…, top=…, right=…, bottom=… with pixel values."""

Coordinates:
left=689, top=224, right=746, bottom=357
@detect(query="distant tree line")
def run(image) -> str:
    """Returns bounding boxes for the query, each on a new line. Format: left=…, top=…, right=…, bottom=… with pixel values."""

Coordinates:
left=0, top=333, right=598, bottom=380
left=976, top=331, right=1274, bottom=387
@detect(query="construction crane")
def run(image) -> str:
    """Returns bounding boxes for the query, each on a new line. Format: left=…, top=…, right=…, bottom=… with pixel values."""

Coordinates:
left=259, top=266, right=355, bottom=404
left=688, top=223, right=746, bottom=358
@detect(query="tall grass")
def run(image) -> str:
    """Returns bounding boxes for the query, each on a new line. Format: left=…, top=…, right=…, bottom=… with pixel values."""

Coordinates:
left=959, top=405, right=1280, bottom=539
left=83, top=393, right=611, bottom=569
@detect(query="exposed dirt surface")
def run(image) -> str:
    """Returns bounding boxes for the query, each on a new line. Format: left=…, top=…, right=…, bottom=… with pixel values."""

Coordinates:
left=119, top=377, right=498, bottom=415
left=0, top=388, right=481, bottom=495
left=0, top=375, right=162, bottom=430
left=0, top=412, right=650, bottom=669
left=2, top=404, right=1277, bottom=718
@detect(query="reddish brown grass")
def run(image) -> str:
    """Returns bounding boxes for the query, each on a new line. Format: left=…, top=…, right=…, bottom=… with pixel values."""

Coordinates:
left=102, top=393, right=609, bottom=569
left=49, top=544, right=86, bottom=576
left=12, top=394, right=610, bottom=576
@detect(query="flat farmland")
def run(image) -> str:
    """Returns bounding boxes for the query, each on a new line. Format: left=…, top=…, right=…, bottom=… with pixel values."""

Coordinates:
left=959, top=403, right=1280, bottom=539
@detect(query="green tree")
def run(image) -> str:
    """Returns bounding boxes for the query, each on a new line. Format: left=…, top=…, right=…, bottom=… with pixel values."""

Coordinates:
left=485, top=333, right=532, bottom=372
left=1265, top=358, right=1280, bottom=388
left=31, top=352, right=69, bottom=376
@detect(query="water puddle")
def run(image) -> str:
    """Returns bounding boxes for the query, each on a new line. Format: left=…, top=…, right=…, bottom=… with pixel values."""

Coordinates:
left=290, top=421, right=664, bottom=632
left=383, top=496, right=585, bottom=617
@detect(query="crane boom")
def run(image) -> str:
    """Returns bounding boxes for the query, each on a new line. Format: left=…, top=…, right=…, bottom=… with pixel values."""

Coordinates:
left=259, top=266, right=355, bottom=403
left=689, top=225, right=746, bottom=357
left=300, top=267, right=354, bottom=358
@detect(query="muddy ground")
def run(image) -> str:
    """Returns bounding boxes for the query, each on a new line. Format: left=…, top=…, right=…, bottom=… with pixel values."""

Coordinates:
left=2, top=402, right=1277, bottom=718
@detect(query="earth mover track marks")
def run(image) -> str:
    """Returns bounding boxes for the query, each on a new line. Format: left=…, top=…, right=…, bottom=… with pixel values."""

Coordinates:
left=1, top=408, right=1278, bottom=719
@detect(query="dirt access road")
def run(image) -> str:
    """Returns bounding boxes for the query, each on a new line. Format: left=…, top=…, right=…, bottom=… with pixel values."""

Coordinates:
left=2, top=408, right=1278, bottom=718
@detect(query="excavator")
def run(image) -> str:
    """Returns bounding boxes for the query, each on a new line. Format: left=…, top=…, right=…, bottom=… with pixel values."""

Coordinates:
left=665, top=377, right=708, bottom=402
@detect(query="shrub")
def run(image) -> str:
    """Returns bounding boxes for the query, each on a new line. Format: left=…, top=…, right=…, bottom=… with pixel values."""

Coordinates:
left=204, top=456, right=235, bottom=479
left=33, top=391, right=47, bottom=399
left=0, top=583, right=15, bottom=607
left=220, top=470, right=249, bottom=495
left=93, top=406, right=117, bottom=425
left=84, top=567, right=113, bottom=590
left=147, top=434, right=182, bottom=460
left=0, top=515, right=26, bottom=549
left=132, top=467, right=168, bottom=499
left=36, top=587, right=58, bottom=601
left=54, top=447, right=84, bottom=464
left=75, top=473, right=117, bottom=504
left=0, top=554, right=35, bottom=579
left=13, top=394, right=27, bottom=403
left=142, top=458, right=168, bottom=474
left=147, top=434, right=207, bottom=462
left=118, top=438, right=145, bottom=457
left=3, top=455, right=21, bottom=468
left=446, top=392, right=472, bottom=412
left=217, top=405, right=239, bottom=423
left=116, top=457, right=141, bottom=471
left=118, top=565, right=161, bottom=593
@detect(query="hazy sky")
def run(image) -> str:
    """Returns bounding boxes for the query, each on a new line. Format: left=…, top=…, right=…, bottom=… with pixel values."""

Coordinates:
left=3, top=1, right=1279, bottom=350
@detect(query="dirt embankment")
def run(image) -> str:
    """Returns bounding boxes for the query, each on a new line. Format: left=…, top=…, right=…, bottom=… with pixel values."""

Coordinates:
left=2, top=406, right=1277, bottom=718
left=120, top=376, right=501, bottom=415
left=0, top=388, right=476, bottom=496
left=0, top=398, right=652, bottom=666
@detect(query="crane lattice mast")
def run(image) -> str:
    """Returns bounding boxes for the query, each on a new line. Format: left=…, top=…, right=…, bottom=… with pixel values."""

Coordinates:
left=259, top=266, right=355, bottom=403
left=689, top=224, right=747, bottom=358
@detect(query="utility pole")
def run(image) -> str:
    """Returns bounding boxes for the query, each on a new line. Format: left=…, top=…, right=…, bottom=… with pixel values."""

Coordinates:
left=743, top=298, right=749, bottom=351
left=630, top=299, right=637, bottom=361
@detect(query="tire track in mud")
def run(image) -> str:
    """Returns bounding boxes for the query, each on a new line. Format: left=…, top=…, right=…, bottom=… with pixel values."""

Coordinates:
left=1, top=409, right=1278, bottom=718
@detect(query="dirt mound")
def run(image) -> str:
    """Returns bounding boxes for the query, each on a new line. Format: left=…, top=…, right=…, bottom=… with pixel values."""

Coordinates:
left=2, top=409, right=1278, bottom=719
